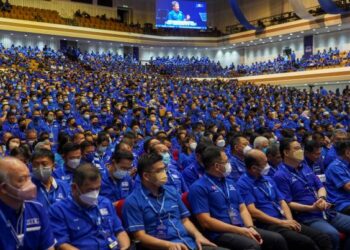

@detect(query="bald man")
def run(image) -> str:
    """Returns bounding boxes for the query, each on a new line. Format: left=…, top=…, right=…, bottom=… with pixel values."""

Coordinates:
left=237, top=150, right=332, bottom=250
left=0, top=157, right=55, bottom=250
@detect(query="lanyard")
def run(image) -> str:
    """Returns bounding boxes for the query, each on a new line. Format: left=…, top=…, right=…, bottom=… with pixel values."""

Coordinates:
left=204, top=175, right=231, bottom=204
left=39, top=186, right=56, bottom=206
left=256, top=179, right=285, bottom=217
left=285, top=166, right=318, bottom=198
left=140, top=188, right=166, bottom=219
left=0, top=205, right=25, bottom=248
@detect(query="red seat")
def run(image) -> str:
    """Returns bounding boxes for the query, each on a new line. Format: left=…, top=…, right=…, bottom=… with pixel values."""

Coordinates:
left=114, top=199, right=125, bottom=219
left=339, top=232, right=346, bottom=241
left=181, top=192, right=191, bottom=211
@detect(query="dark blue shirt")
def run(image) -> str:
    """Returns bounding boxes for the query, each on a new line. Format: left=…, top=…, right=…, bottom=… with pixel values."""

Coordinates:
left=100, top=172, right=134, bottom=203
left=0, top=199, right=55, bottom=250
left=273, top=163, right=323, bottom=222
left=49, top=196, right=124, bottom=249
left=325, top=157, right=350, bottom=212
left=228, top=155, right=246, bottom=181
left=324, top=146, right=338, bottom=168
left=189, top=174, right=244, bottom=240
left=122, top=185, right=196, bottom=249
left=237, top=173, right=284, bottom=220
left=182, top=161, right=205, bottom=187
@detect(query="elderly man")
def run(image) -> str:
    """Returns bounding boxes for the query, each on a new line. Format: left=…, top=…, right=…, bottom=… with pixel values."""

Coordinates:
left=0, top=157, right=55, bottom=250
left=253, top=136, right=269, bottom=152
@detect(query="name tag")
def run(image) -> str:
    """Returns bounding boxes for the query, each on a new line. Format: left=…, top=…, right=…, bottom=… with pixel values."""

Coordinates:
left=171, top=174, right=179, bottom=179
left=100, top=208, right=109, bottom=216
left=121, top=181, right=129, bottom=187
left=26, top=218, right=40, bottom=226
left=27, top=226, right=41, bottom=232
left=229, top=185, right=236, bottom=191
left=317, top=174, right=326, bottom=183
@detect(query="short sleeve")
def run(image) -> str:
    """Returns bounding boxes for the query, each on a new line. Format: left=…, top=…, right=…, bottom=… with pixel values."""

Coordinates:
left=38, top=204, right=55, bottom=249
left=237, top=180, right=255, bottom=205
left=49, top=204, right=70, bottom=247
left=273, top=174, right=293, bottom=203
left=327, top=164, right=350, bottom=189
left=122, top=196, right=145, bottom=233
left=188, top=184, right=210, bottom=215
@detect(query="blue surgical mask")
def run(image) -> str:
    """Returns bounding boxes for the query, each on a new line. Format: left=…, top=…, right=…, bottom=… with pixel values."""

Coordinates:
left=161, top=152, right=171, bottom=166
left=113, top=169, right=129, bottom=180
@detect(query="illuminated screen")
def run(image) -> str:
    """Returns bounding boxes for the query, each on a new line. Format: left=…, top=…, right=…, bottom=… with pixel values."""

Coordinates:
left=156, top=0, right=207, bottom=30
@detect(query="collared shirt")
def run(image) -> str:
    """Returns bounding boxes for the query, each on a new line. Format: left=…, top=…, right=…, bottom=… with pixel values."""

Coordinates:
left=228, top=154, right=246, bottom=181
left=324, top=146, right=338, bottom=168
left=100, top=172, right=134, bottom=203
left=0, top=199, right=55, bottom=250
left=182, top=161, right=205, bottom=188
left=49, top=196, right=123, bottom=249
left=52, top=165, right=74, bottom=184
left=325, top=157, right=350, bottom=211
left=122, top=185, right=196, bottom=249
left=188, top=174, right=244, bottom=240
left=33, top=177, right=70, bottom=209
left=304, top=157, right=325, bottom=175
left=273, top=162, right=323, bottom=222
left=237, top=173, right=284, bottom=219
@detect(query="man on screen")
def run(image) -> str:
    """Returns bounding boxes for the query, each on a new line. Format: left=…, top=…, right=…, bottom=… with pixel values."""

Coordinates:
left=167, top=1, right=190, bottom=21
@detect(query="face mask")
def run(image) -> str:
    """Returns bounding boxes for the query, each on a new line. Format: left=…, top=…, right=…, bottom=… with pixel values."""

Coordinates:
left=83, top=114, right=90, bottom=120
left=101, top=112, right=107, bottom=116
left=5, top=180, right=37, bottom=201
left=9, top=142, right=20, bottom=150
left=293, top=149, right=304, bottom=161
left=260, top=164, right=271, bottom=176
left=67, top=158, right=81, bottom=169
left=262, top=147, right=268, bottom=154
left=84, top=152, right=95, bottom=163
left=222, top=162, right=232, bottom=177
left=47, top=115, right=54, bottom=122
left=33, top=166, right=52, bottom=182
left=153, top=171, right=168, bottom=187
left=79, top=189, right=99, bottom=207
left=189, top=142, right=197, bottom=151
left=113, top=168, right=130, bottom=180
left=97, top=146, right=107, bottom=154
left=243, top=145, right=253, bottom=155
left=161, top=152, right=171, bottom=166
left=27, top=140, right=35, bottom=146
left=43, top=102, right=48, bottom=106
left=64, top=110, right=70, bottom=115
left=216, top=139, right=226, bottom=148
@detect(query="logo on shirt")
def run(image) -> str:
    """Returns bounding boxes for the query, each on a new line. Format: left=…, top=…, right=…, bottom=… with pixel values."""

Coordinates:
left=26, top=218, right=40, bottom=226
left=121, top=182, right=129, bottom=187
left=229, top=185, right=236, bottom=191
left=291, top=177, right=298, bottom=183
left=100, top=208, right=109, bottom=216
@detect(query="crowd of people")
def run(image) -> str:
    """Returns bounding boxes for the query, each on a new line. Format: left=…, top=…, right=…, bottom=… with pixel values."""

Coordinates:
left=0, top=43, right=350, bottom=250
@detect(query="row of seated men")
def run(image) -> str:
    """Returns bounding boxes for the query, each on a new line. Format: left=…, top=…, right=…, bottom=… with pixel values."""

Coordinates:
left=1, top=129, right=350, bottom=250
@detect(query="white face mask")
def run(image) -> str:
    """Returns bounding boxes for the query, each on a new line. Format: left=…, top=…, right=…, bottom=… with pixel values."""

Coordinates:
left=67, top=158, right=81, bottom=169
left=261, top=164, right=271, bottom=176
left=243, top=145, right=253, bottom=155
left=216, top=139, right=226, bottom=148
left=221, top=162, right=232, bottom=177
left=189, top=142, right=197, bottom=151
left=79, top=189, right=99, bottom=207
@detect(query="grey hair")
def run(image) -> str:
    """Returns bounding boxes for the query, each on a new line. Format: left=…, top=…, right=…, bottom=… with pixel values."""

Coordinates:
left=253, top=136, right=269, bottom=149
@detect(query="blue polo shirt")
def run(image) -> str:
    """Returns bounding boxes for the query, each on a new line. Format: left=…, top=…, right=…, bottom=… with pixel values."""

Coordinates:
left=0, top=200, right=55, bottom=250
left=49, top=196, right=124, bottom=249
left=325, top=157, right=350, bottom=212
left=52, top=165, right=74, bottom=184
left=33, top=177, right=70, bottom=209
left=182, top=161, right=205, bottom=187
left=324, top=146, right=338, bottom=167
left=304, top=157, right=324, bottom=175
left=188, top=174, right=244, bottom=240
left=228, top=155, right=246, bottom=181
left=100, top=172, right=134, bottom=203
left=122, top=185, right=196, bottom=249
left=237, top=174, right=284, bottom=220
left=273, top=163, right=323, bottom=222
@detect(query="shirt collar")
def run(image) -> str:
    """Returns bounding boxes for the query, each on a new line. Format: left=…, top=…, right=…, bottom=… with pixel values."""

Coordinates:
left=337, top=157, right=350, bottom=167
left=141, top=184, right=165, bottom=198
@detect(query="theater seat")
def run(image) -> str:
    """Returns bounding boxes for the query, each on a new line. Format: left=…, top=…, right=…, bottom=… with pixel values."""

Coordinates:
left=114, top=199, right=125, bottom=219
left=181, top=192, right=191, bottom=210
left=339, top=232, right=346, bottom=240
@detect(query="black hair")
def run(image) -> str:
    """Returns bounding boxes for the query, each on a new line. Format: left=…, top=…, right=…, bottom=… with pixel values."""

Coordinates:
left=334, top=140, right=350, bottom=156
left=279, top=138, right=296, bottom=159
left=244, top=153, right=260, bottom=169
left=137, top=153, right=163, bottom=178
left=304, top=140, right=321, bottom=153
left=80, top=140, right=95, bottom=152
left=73, top=163, right=101, bottom=187
left=62, top=142, right=81, bottom=155
left=111, top=150, right=134, bottom=163
left=96, top=132, right=109, bottom=145
left=266, top=143, right=280, bottom=156
left=201, top=146, right=224, bottom=169
left=10, top=145, right=31, bottom=160
left=195, top=140, right=212, bottom=155
left=31, top=148, right=54, bottom=163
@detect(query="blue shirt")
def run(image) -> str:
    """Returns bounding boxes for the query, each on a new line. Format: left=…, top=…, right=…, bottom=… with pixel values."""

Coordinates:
left=304, top=157, right=324, bottom=175
left=33, top=177, right=70, bottom=209
left=325, top=157, right=350, bottom=212
left=49, top=196, right=124, bottom=249
left=52, top=165, right=74, bottom=184
left=188, top=174, right=244, bottom=240
left=237, top=174, right=284, bottom=220
left=100, top=172, right=134, bottom=203
left=273, top=163, right=323, bottom=222
left=324, top=146, right=338, bottom=168
left=228, top=155, right=246, bottom=181
left=122, top=185, right=196, bottom=249
left=182, top=161, right=205, bottom=188
left=167, top=10, right=185, bottom=21
left=0, top=199, right=55, bottom=250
